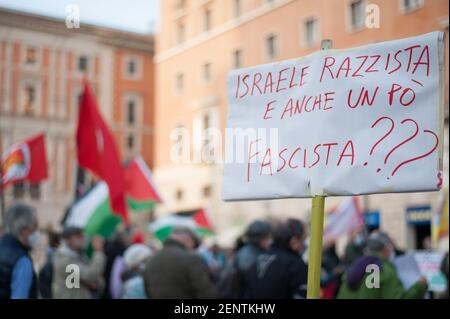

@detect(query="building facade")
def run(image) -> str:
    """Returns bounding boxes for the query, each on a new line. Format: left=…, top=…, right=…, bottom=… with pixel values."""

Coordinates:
left=154, top=0, right=449, bottom=249
left=0, top=8, right=155, bottom=230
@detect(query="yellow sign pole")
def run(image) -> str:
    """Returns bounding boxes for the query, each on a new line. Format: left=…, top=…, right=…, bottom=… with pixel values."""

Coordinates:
left=306, top=39, right=331, bottom=299
left=306, top=195, right=326, bottom=299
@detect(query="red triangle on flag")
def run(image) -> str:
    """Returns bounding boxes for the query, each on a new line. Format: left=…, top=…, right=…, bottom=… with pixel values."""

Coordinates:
left=193, top=208, right=213, bottom=230
left=124, top=156, right=162, bottom=203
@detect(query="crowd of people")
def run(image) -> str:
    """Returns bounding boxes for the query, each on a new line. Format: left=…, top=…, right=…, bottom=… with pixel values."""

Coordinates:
left=0, top=202, right=448, bottom=299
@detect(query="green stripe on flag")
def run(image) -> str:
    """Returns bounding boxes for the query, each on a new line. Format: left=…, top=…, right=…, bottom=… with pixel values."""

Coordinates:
left=152, top=225, right=214, bottom=242
left=153, top=226, right=174, bottom=242
left=84, top=199, right=122, bottom=237
left=193, top=227, right=214, bottom=238
left=127, top=197, right=157, bottom=211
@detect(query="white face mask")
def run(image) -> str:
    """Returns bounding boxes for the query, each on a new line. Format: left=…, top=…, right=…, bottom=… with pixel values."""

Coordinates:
left=27, top=230, right=40, bottom=248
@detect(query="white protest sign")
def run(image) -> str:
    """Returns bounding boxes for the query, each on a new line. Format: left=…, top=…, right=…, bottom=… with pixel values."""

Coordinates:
left=414, top=251, right=447, bottom=292
left=222, top=32, right=445, bottom=201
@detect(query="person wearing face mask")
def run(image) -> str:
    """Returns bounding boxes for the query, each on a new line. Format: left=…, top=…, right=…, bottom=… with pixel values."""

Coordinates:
left=337, top=231, right=428, bottom=299
left=0, top=203, right=39, bottom=299
left=52, top=227, right=106, bottom=299
left=120, top=244, right=152, bottom=299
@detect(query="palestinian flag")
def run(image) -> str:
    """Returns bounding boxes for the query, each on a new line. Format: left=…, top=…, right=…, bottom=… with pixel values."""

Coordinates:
left=148, top=208, right=214, bottom=242
left=64, top=157, right=162, bottom=237
left=64, top=182, right=119, bottom=237
left=124, top=156, right=162, bottom=210
left=76, top=81, right=127, bottom=222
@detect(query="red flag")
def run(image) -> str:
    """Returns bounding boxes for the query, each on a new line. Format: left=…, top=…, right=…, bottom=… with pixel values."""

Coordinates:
left=76, top=81, right=128, bottom=223
left=124, top=156, right=162, bottom=204
left=1, top=133, right=48, bottom=188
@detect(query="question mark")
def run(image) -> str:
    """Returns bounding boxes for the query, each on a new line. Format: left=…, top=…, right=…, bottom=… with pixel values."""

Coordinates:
left=384, top=118, right=419, bottom=165
left=437, top=171, right=443, bottom=189
left=364, top=116, right=394, bottom=171
left=390, top=129, right=439, bottom=176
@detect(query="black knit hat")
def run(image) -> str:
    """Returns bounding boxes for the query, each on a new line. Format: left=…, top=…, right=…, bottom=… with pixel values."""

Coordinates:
left=62, top=226, right=84, bottom=239
left=245, top=220, right=272, bottom=244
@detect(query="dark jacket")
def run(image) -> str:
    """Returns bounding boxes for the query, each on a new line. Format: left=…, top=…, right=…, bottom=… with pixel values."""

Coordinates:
left=38, top=248, right=55, bottom=299
left=102, top=238, right=127, bottom=299
left=343, top=242, right=365, bottom=268
left=218, top=244, right=262, bottom=299
left=440, top=252, right=449, bottom=299
left=0, top=234, right=37, bottom=299
left=239, top=245, right=308, bottom=299
left=143, top=239, right=216, bottom=299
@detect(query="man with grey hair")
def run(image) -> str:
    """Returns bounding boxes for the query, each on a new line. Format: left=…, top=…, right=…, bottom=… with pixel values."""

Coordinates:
left=0, top=203, right=39, bottom=299
left=338, top=231, right=428, bottom=299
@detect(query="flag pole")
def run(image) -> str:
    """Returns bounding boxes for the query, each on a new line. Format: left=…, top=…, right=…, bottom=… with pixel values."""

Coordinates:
left=307, top=195, right=326, bottom=299
left=306, top=39, right=332, bottom=299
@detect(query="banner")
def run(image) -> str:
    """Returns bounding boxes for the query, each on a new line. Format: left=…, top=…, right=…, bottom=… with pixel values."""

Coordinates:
left=1, top=133, right=48, bottom=188
left=222, top=32, right=445, bottom=201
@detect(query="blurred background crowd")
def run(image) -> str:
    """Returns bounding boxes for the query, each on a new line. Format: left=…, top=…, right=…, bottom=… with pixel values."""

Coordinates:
left=0, top=201, right=447, bottom=299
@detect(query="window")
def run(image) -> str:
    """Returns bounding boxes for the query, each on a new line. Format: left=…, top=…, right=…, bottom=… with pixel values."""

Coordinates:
left=193, top=107, right=218, bottom=164
left=77, top=55, right=89, bottom=73
left=203, top=185, right=212, bottom=198
left=204, top=8, right=212, bottom=32
left=232, top=49, right=243, bottom=69
left=176, top=73, right=185, bottom=93
left=126, top=134, right=135, bottom=151
left=265, top=34, right=279, bottom=61
left=29, top=183, right=41, bottom=199
left=22, top=83, right=37, bottom=115
left=175, top=189, right=184, bottom=201
left=13, top=183, right=25, bottom=199
left=125, top=57, right=141, bottom=78
left=24, top=46, right=38, bottom=65
left=233, top=0, right=242, bottom=18
left=202, top=113, right=211, bottom=148
left=127, top=100, right=135, bottom=125
left=401, top=0, right=423, bottom=13
left=124, top=94, right=142, bottom=126
left=128, top=60, right=136, bottom=75
left=177, top=21, right=186, bottom=44
left=304, top=18, right=319, bottom=47
left=350, top=0, right=365, bottom=31
left=123, top=56, right=142, bottom=80
left=202, top=62, right=211, bottom=83
left=173, top=124, right=186, bottom=158
left=203, top=113, right=210, bottom=130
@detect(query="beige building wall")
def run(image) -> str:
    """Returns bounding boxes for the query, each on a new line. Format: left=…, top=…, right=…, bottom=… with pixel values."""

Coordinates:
left=0, top=9, right=155, bottom=234
left=154, top=0, right=449, bottom=249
